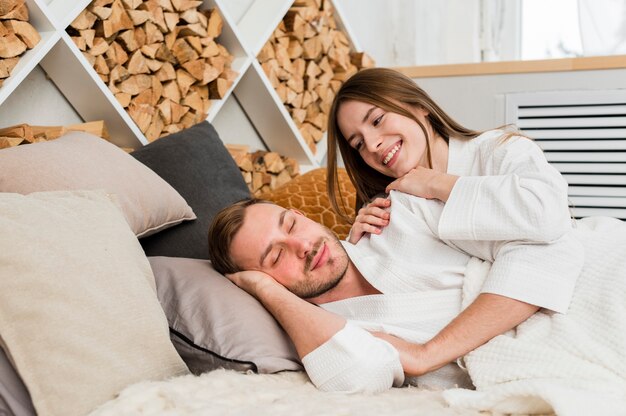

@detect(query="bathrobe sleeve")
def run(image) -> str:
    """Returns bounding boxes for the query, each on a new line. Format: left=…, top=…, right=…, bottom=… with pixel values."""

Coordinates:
left=464, top=234, right=584, bottom=313
left=301, top=322, right=405, bottom=393
left=439, top=134, right=572, bottom=242
left=402, top=192, right=584, bottom=313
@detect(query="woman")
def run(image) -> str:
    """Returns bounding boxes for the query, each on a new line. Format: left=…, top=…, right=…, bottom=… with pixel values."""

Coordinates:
left=325, top=67, right=583, bottom=380
left=326, top=67, right=572, bottom=244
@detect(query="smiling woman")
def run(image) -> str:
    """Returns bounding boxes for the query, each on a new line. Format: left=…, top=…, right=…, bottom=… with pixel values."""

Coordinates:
left=326, top=67, right=481, bottom=225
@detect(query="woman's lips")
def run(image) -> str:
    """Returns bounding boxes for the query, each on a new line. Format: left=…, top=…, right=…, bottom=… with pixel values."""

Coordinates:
left=310, top=243, right=328, bottom=271
left=382, top=141, right=402, bottom=168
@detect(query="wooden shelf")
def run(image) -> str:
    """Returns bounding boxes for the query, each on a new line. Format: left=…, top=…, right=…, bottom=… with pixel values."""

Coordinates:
left=395, top=55, right=626, bottom=79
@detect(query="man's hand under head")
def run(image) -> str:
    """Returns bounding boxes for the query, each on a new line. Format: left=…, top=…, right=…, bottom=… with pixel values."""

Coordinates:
left=226, top=269, right=347, bottom=359
left=225, top=270, right=281, bottom=299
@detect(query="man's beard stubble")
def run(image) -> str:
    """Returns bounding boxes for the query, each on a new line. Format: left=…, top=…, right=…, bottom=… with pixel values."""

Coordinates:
left=291, top=233, right=349, bottom=300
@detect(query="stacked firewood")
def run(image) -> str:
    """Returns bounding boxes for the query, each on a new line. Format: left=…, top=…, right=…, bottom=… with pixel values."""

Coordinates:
left=0, top=121, right=110, bottom=149
left=67, top=0, right=237, bottom=141
left=0, top=0, right=41, bottom=87
left=258, top=0, right=374, bottom=154
left=226, top=144, right=300, bottom=196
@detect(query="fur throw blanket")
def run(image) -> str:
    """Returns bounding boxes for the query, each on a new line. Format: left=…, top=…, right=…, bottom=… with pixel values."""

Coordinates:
left=90, top=370, right=484, bottom=416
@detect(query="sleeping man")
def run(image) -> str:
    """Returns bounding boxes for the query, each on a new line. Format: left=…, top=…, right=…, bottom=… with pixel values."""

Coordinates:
left=207, top=192, right=626, bottom=414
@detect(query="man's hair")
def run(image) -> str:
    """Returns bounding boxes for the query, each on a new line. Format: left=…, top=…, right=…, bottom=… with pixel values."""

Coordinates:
left=208, top=198, right=272, bottom=275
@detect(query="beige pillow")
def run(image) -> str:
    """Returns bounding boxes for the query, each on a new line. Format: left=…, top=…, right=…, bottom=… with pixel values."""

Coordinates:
left=0, top=190, right=189, bottom=416
left=0, top=131, right=196, bottom=237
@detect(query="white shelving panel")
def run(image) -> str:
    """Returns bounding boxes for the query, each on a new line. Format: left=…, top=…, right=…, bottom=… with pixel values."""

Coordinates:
left=39, top=33, right=146, bottom=148
left=200, top=0, right=251, bottom=124
left=232, top=0, right=365, bottom=170
left=46, top=0, right=91, bottom=31
left=235, top=59, right=318, bottom=168
left=235, top=0, right=293, bottom=57
left=0, top=0, right=365, bottom=169
left=0, top=0, right=59, bottom=106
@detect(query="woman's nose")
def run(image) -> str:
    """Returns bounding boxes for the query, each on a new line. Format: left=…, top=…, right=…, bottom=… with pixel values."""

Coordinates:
left=364, top=134, right=382, bottom=152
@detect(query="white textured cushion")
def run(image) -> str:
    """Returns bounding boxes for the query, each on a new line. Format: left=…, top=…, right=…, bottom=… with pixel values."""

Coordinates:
left=0, top=190, right=189, bottom=416
left=0, top=132, right=196, bottom=237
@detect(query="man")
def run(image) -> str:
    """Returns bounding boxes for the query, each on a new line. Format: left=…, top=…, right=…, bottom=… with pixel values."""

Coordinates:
left=208, top=190, right=584, bottom=393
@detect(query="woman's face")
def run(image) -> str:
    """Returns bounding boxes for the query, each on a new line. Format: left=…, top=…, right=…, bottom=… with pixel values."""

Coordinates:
left=336, top=99, right=430, bottom=178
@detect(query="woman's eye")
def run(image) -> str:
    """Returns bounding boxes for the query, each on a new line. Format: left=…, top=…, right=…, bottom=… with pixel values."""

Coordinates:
left=355, top=140, right=363, bottom=151
left=289, top=219, right=295, bottom=232
left=373, top=115, right=383, bottom=126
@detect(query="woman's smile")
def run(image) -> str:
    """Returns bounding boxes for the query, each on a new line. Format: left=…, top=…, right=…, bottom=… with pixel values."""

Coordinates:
left=382, top=140, right=402, bottom=167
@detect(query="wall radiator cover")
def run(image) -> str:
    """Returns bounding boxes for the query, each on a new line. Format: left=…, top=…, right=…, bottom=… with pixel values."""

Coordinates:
left=506, top=89, right=626, bottom=220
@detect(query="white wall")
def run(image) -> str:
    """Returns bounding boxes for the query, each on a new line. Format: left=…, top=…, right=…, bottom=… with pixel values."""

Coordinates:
left=411, top=68, right=626, bottom=132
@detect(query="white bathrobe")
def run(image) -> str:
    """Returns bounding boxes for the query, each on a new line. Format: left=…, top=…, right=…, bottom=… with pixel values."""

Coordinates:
left=302, top=130, right=585, bottom=392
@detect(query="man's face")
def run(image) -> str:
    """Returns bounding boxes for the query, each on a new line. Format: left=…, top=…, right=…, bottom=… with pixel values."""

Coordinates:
left=229, top=203, right=349, bottom=299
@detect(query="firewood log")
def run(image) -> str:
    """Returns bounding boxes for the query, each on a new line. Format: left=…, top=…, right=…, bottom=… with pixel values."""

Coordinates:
left=0, top=3, right=28, bottom=21
left=68, top=0, right=237, bottom=140
left=0, top=0, right=23, bottom=16
left=3, top=20, right=40, bottom=48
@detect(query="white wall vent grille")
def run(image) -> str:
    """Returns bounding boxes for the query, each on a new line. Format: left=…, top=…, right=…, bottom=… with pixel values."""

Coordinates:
left=506, top=90, right=626, bottom=220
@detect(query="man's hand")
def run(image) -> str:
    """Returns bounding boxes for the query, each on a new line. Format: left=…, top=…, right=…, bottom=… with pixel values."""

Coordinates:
left=226, top=270, right=280, bottom=298
left=370, top=332, right=429, bottom=376
left=385, top=166, right=459, bottom=202
left=228, top=270, right=346, bottom=359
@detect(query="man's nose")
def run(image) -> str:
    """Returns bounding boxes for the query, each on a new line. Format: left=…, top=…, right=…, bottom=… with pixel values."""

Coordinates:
left=288, top=236, right=312, bottom=259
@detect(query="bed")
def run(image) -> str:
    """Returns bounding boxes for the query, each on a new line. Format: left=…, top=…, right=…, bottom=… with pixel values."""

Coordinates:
left=1, top=121, right=625, bottom=416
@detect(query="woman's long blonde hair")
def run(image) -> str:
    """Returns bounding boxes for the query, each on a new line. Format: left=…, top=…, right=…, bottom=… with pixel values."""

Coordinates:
left=326, top=67, right=481, bottom=222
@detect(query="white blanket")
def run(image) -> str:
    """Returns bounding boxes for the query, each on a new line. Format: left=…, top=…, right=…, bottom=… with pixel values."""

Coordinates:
left=444, top=217, right=626, bottom=416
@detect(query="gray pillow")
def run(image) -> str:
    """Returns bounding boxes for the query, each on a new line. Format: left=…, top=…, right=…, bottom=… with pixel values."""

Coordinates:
left=132, top=121, right=251, bottom=259
left=149, top=256, right=302, bottom=374
left=0, top=348, right=35, bottom=416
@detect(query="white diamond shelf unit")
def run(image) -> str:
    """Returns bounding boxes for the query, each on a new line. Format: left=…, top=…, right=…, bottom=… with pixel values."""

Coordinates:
left=1, top=0, right=251, bottom=150
left=0, top=0, right=363, bottom=169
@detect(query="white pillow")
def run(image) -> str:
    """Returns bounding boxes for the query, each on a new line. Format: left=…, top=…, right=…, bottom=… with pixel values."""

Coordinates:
left=0, top=190, right=189, bottom=416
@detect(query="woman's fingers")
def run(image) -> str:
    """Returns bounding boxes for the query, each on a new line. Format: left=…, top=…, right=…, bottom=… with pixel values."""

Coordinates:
left=348, top=229, right=364, bottom=244
left=348, top=221, right=384, bottom=243
left=356, top=212, right=389, bottom=227
left=370, top=197, right=391, bottom=208
left=349, top=197, right=391, bottom=243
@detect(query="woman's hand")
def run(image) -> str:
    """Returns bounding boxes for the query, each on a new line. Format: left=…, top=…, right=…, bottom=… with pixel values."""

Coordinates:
left=370, top=332, right=428, bottom=377
left=349, top=197, right=391, bottom=244
left=386, top=167, right=459, bottom=202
